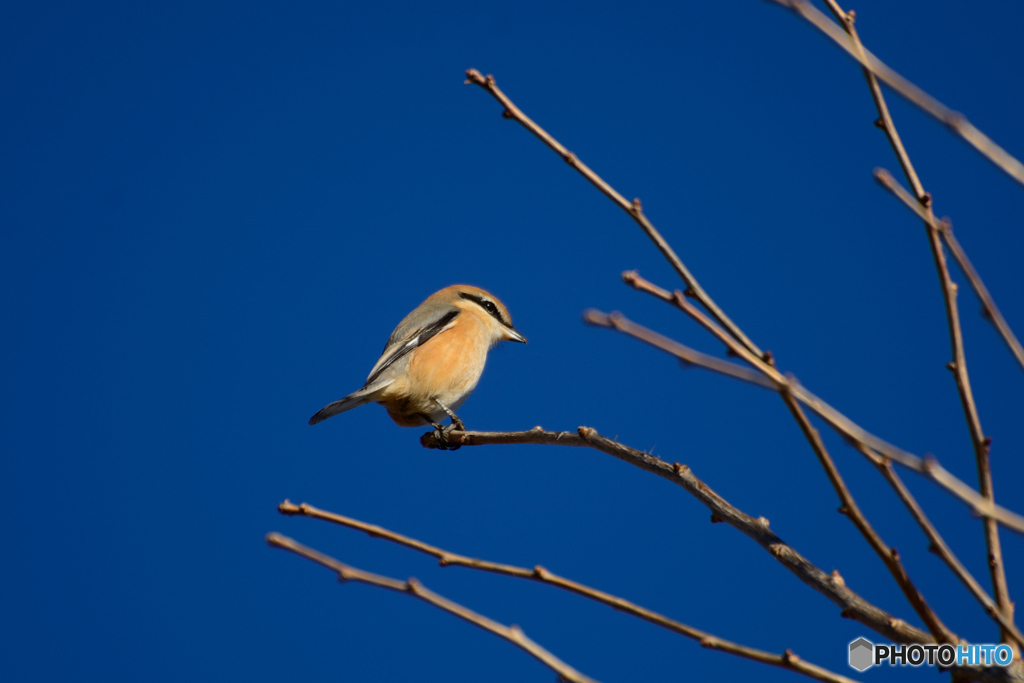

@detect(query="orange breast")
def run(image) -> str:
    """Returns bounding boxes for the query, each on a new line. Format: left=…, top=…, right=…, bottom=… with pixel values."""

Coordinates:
left=406, top=318, right=488, bottom=398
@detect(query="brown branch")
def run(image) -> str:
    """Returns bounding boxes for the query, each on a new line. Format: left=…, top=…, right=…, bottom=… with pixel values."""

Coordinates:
left=942, top=228, right=1024, bottom=374
left=265, top=532, right=600, bottom=683
left=583, top=300, right=1024, bottom=536
left=821, top=0, right=925, bottom=199
left=852, top=443, right=1024, bottom=652
left=819, top=0, right=1015, bottom=639
left=822, top=0, right=1021, bottom=620
left=778, top=388, right=956, bottom=644
left=420, top=425, right=932, bottom=645
left=873, top=168, right=1024, bottom=374
left=606, top=268, right=954, bottom=641
left=765, top=0, right=1024, bottom=188
left=278, top=501, right=860, bottom=683
left=463, top=68, right=765, bottom=360
left=873, top=169, right=1015, bottom=636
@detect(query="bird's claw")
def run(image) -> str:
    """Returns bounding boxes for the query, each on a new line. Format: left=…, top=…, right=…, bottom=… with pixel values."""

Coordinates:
left=430, top=422, right=462, bottom=451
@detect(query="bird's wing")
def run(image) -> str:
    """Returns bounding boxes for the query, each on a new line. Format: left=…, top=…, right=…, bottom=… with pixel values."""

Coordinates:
left=363, top=306, right=460, bottom=386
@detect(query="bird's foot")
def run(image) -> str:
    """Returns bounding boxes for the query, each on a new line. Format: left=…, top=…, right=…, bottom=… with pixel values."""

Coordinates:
left=430, top=421, right=462, bottom=451
left=430, top=397, right=466, bottom=445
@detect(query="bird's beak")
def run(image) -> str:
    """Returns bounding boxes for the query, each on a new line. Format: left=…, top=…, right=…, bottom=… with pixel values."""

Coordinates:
left=503, top=326, right=527, bottom=344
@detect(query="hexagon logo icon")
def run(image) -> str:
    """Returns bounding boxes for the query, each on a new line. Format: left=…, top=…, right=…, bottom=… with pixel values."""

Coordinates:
left=849, top=637, right=874, bottom=671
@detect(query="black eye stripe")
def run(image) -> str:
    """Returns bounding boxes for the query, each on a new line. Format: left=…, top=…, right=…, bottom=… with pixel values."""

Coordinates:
left=458, top=291, right=512, bottom=328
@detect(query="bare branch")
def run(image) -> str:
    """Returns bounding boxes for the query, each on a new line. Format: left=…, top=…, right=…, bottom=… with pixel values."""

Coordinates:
left=607, top=269, right=954, bottom=640
left=777, top=389, right=956, bottom=644
left=265, top=532, right=600, bottom=683
left=464, top=68, right=765, bottom=360
left=583, top=300, right=1024, bottom=536
left=823, top=0, right=1021, bottom=620
left=874, top=168, right=1024, bottom=374
left=852, top=444, right=1024, bottom=652
left=872, top=169, right=1015, bottom=636
left=765, top=0, right=1024, bottom=188
left=278, top=501, right=861, bottom=683
left=820, top=0, right=925, bottom=199
left=420, top=425, right=932, bottom=644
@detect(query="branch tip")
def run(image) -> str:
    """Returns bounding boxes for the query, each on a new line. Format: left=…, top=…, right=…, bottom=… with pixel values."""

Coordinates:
left=277, top=500, right=302, bottom=516
left=463, top=68, right=486, bottom=86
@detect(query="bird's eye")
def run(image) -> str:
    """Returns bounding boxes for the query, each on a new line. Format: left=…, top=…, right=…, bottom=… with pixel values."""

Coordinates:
left=458, top=291, right=506, bottom=325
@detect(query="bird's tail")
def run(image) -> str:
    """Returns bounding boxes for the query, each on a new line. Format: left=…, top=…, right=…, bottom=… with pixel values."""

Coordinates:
left=308, top=386, right=378, bottom=425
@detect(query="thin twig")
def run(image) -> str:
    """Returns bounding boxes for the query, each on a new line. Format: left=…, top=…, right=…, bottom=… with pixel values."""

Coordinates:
left=463, top=68, right=765, bottom=360
left=851, top=443, right=1024, bottom=652
left=820, top=0, right=924, bottom=199
left=765, top=0, right=1024, bottom=188
left=265, top=532, right=600, bottom=683
left=873, top=169, right=1015, bottom=634
left=278, top=501, right=861, bottom=683
left=613, top=270, right=1024, bottom=534
left=462, top=67, right=1022, bottom=535
left=420, top=425, right=931, bottom=645
left=942, top=228, right=1024, bottom=375
left=820, top=0, right=1015, bottom=639
left=582, top=299, right=1024, bottom=536
left=607, top=268, right=954, bottom=641
left=611, top=261, right=955, bottom=642
left=874, top=168, right=1024, bottom=374
left=416, top=428, right=1024, bottom=682
left=778, top=389, right=955, bottom=644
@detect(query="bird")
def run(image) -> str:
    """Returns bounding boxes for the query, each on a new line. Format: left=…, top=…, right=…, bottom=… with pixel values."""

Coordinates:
left=308, top=285, right=526, bottom=445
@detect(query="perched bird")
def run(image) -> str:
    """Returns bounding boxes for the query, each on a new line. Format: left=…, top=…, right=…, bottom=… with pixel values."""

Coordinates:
left=308, top=285, right=526, bottom=441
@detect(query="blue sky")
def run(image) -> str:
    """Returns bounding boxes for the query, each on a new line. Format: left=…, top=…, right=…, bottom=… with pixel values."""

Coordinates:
left=3, top=1, right=1023, bottom=681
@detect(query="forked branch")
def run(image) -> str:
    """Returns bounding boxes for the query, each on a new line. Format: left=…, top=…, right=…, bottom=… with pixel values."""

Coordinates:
left=765, top=0, right=1024, bottom=188
left=593, top=274, right=1024, bottom=535
left=278, top=501, right=860, bottom=683
left=464, top=68, right=764, bottom=360
left=874, top=168, right=1024, bottom=374
left=265, top=532, right=600, bottom=683
left=820, top=0, right=1015, bottom=639
left=853, top=443, right=1024, bottom=652
left=464, top=66, right=1024, bottom=536
left=421, top=425, right=931, bottom=645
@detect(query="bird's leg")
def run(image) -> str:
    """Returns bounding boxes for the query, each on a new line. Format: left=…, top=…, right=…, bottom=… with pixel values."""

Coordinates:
left=425, top=398, right=464, bottom=451
left=432, top=397, right=466, bottom=431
